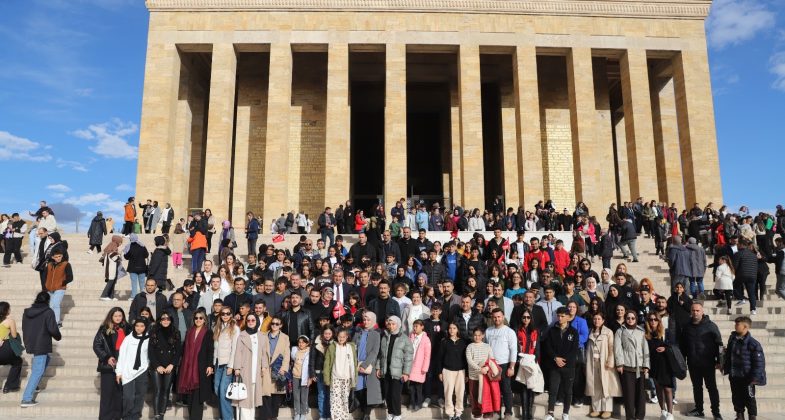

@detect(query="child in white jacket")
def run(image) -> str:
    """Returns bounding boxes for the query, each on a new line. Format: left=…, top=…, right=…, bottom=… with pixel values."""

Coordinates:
left=116, top=319, right=150, bottom=420
left=714, top=255, right=735, bottom=314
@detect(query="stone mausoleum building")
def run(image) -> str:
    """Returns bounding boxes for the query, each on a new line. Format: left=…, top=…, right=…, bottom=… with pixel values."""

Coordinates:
left=136, top=0, right=723, bottom=224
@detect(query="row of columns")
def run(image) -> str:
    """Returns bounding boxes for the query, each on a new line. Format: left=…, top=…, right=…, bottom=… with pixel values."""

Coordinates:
left=137, top=41, right=722, bottom=224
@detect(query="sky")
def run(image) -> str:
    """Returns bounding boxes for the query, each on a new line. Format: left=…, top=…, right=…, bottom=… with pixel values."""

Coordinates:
left=0, top=0, right=783, bottom=232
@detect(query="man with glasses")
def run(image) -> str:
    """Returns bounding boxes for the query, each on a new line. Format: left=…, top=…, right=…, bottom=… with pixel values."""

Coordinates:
left=543, top=307, right=579, bottom=420
left=166, top=292, right=193, bottom=343
left=294, top=240, right=319, bottom=269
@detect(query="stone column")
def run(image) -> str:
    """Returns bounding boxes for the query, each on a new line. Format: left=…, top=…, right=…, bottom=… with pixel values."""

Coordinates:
left=450, top=85, right=462, bottom=207
left=458, top=44, right=485, bottom=210
left=262, top=43, right=293, bottom=224
left=384, top=44, right=407, bottom=213
left=567, top=49, right=616, bottom=213
left=650, top=76, right=685, bottom=209
left=672, top=49, right=723, bottom=206
left=202, top=43, right=237, bottom=223
left=500, top=72, right=520, bottom=210
left=136, top=42, right=181, bottom=205
left=170, top=58, right=193, bottom=219
left=325, top=43, right=351, bottom=209
left=620, top=49, right=659, bottom=201
left=513, top=45, right=544, bottom=210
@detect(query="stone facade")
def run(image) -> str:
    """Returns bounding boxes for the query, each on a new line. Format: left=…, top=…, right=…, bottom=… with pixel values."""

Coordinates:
left=136, top=0, right=723, bottom=224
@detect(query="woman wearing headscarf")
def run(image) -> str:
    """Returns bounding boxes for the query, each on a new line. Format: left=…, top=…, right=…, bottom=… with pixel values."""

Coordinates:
left=353, top=311, right=382, bottom=420
left=377, top=315, right=413, bottom=420
left=149, top=311, right=181, bottom=420
left=115, top=318, right=150, bottom=420
left=218, top=220, right=236, bottom=259
left=87, top=211, right=107, bottom=254
left=124, top=234, right=149, bottom=299
left=603, top=285, right=626, bottom=320
left=99, top=235, right=125, bottom=301
left=93, top=307, right=129, bottom=420
left=232, top=313, right=266, bottom=419
left=178, top=309, right=214, bottom=420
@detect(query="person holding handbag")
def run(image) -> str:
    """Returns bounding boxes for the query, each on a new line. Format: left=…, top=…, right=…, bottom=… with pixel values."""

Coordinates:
left=99, top=235, right=124, bottom=301
left=0, top=302, right=22, bottom=394
left=232, top=314, right=266, bottom=419
left=324, top=329, right=358, bottom=420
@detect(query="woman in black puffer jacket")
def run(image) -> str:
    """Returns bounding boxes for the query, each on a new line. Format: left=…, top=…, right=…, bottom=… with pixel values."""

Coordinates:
left=93, top=307, right=130, bottom=420
left=149, top=312, right=182, bottom=420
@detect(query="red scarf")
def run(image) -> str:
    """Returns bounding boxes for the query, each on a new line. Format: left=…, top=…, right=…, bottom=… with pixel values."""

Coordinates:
left=114, top=326, right=126, bottom=351
left=178, top=326, right=207, bottom=394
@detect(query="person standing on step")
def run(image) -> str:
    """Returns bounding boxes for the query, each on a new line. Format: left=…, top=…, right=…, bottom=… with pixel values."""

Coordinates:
left=614, top=308, right=649, bottom=420
left=485, top=308, right=517, bottom=419
left=377, top=315, right=413, bottom=420
left=542, top=306, right=579, bottom=420
left=324, top=329, right=357, bottom=420
left=124, top=234, right=149, bottom=300
left=353, top=312, right=382, bottom=420
left=20, top=292, right=62, bottom=408
left=231, top=313, right=266, bottom=420
left=0, top=302, right=22, bottom=395
left=115, top=318, right=150, bottom=420
left=148, top=311, right=181, bottom=420
left=87, top=211, right=107, bottom=254
left=177, top=308, right=214, bottom=420
left=212, top=304, right=240, bottom=420
left=680, top=302, right=723, bottom=420
left=2, top=213, right=27, bottom=267
left=723, top=316, right=765, bottom=420
left=93, top=307, right=130, bottom=420
left=100, top=235, right=124, bottom=301
left=44, top=249, right=72, bottom=328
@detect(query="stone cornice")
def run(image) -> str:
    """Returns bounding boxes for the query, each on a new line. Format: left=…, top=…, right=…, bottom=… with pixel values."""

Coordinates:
left=145, top=0, right=712, bottom=20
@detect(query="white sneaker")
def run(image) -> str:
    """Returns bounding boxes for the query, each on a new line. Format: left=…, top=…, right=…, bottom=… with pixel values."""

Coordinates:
left=666, top=413, right=674, bottom=420
left=561, top=414, right=570, bottom=420
left=573, top=401, right=583, bottom=407
left=649, top=395, right=659, bottom=404
left=99, top=297, right=111, bottom=301
left=544, top=415, right=555, bottom=420
left=393, top=416, right=402, bottom=420
left=422, top=397, right=431, bottom=408
left=87, top=250, right=93, bottom=254
left=386, top=415, right=393, bottom=420
left=672, top=398, right=678, bottom=404
left=555, top=401, right=563, bottom=406
left=661, top=409, right=668, bottom=420
left=112, top=297, right=118, bottom=301
left=751, top=310, right=757, bottom=315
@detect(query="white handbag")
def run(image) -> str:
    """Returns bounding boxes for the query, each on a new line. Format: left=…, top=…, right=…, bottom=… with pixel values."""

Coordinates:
left=226, top=375, right=248, bottom=401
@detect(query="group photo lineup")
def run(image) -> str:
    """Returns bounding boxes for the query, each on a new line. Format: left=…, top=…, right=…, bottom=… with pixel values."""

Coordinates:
left=0, top=1, right=783, bottom=420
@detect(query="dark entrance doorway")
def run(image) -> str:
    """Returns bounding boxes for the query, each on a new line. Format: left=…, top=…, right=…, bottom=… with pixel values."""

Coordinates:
left=406, top=83, right=447, bottom=204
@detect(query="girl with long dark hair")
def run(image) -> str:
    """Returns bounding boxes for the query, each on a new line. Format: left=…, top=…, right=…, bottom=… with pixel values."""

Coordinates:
left=92, top=307, right=129, bottom=420
left=178, top=309, right=214, bottom=420
left=149, top=312, right=181, bottom=420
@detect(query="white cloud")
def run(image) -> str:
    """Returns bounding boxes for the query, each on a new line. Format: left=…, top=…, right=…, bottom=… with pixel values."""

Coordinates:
left=115, top=183, right=133, bottom=192
left=71, top=118, right=138, bottom=159
left=771, top=52, right=785, bottom=91
left=46, top=184, right=71, bottom=192
left=707, top=0, right=776, bottom=49
left=64, top=193, right=111, bottom=206
left=0, top=130, right=52, bottom=162
left=56, top=158, right=88, bottom=172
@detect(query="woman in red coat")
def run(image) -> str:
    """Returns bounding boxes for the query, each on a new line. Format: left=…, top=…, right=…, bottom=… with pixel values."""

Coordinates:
left=354, top=210, right=366, bottom=233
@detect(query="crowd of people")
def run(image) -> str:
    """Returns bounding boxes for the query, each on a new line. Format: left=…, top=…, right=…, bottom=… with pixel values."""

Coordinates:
left=0, top=197, right=783, bottom=420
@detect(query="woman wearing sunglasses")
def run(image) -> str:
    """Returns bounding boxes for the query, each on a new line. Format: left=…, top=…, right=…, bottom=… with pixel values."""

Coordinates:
left=232, top=313, right=265, bottom=419
left=177, top=309, right=214, bottom=420
left=645, top=314, right=675, bottom=420
left=149, top=312, right=181, bottom=420
left=515, top=309, right=540, bottom=420
left=613, top=309, right=650, bottom=420
left=585, top=312, right=621, bottom=419
left=213, top=307, right=240, bottom=420
left=260, top=315, right=291, bottom=419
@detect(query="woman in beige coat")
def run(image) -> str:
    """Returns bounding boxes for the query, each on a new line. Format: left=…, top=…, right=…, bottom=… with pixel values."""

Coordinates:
left=585, top=312, right=621, bottom=419
left=259, top=315, right=290, bottom=419
left=231, top=314, right=268, bottom=419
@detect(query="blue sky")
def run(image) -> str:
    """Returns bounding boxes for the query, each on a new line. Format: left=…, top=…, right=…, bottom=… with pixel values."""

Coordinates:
left=0, top=0, right=783, bottom=232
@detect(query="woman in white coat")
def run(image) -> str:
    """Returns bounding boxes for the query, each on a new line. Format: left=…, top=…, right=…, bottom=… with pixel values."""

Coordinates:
left=115, top=319, right=150, bottom=420
left=231, top=314, right=266, bottom=419
left=714, top=255, right=735, bottom=314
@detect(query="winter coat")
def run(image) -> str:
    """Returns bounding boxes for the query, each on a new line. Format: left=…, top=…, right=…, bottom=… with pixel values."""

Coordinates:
left=542, top=324, right=580, bottom=369
left=733, top=248, right=758, bottom=281
left=714, top=263, right=734, bottom=291
left=667, top=244, right=691, bottom=277
left=353, top=328, right=383, bottom=404
left=93, top=325, right=130, bottom=373
left=723, top=332, right=766, bottom=385
left=378, top=330, right=413, bottom=379
left=102, top=252, right=121, bottom=281
left=279, top=308, right=315, bottom=341
left=231, top=331, right=268, bottom=409
left=452, top=310, right=486, bottom=341
left=148, top=247, right=171, bottom=281
left=614, top=326, right=650, bottom=375
left=115, top=333, right=149, bottom=385
left=129, top=292, right=168, bottom=322
left=680, top=315, right=723, bottom=368
left=87, top=216, right=106, bottom=246
left=22, top=303, right=62, bottom=355
left=323, top=341, right=358, bottom=387
left=408, top=332, right=431, bottom=383
left=687, top=244, right=707, bottom=277
left=148, top=325, right=182, bottom=369
left=124, top=242, right=149, bottom=274
left=260, top=332, right=290, bottom=395
left=180, top=328, right=214, bottom=400
left=621, top=221, right=637, bottom=241
left=585, top=326, right=622, bottom=398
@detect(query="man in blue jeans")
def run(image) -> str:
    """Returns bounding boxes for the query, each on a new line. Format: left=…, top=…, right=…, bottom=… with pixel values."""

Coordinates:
left=21, top=292, right=62, bottom=407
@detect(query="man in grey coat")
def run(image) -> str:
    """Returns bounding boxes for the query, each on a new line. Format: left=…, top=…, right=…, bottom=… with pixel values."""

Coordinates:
left=354, top=311, right=383, bottom=420
left=377, top=315, right=413, bottom=420
left=667, top=235, right=692, bottom=288
left=686, top=237, right=707, bottom=300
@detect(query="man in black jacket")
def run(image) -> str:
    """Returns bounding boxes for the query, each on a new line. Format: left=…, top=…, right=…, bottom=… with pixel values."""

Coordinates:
left=350, top=232, right=379, bottom=264
left=21, top=292, right=62, bottom=406
left=367, top=281, right=401, bottom=326
left=772, top=237, right=785, bottom=299
left=451, top=295, right=484, bottom=340
left=422, top=249, right=445, bottom=285
left=223, top=278, right=253, bottom=318
left=380, top=230, right=401, bottom=264
left=130, top=278, right=168, bottom=322
left=680, top=302, right=723, bottom=419
left=280, top=293, right=315, bottom=340
left=317, top=207, right=336, bottom=248
left=510, top=291, right=548, bottom=332
left=397, top=227, right=419, bottom=266
left=733, top=239, right=759, bottom=313
left=166, top=291, right=193, bottom=343
left=542, top=307, right=579, bottom=419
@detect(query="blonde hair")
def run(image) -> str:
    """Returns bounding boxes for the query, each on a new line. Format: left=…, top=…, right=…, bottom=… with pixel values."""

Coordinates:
left=645, top=313, right=665, bottom=340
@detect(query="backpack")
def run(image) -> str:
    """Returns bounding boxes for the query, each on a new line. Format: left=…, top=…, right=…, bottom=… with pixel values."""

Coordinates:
left=667, top=345, right=687, bottom=380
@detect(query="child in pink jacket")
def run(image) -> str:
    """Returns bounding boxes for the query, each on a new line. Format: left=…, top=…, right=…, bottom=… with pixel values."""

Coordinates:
left=408, top=319, right=431, bottom=411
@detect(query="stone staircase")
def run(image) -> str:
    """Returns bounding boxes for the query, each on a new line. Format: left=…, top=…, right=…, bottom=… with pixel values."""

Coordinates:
left=0, top=233, right=782, bottom=419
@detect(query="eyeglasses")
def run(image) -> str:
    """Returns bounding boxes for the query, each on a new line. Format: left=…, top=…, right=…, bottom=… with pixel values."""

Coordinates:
left=625, top=316, right=637, bottom=320
left=521, top=316, right=531, bottom=319
left=246, top=318, right=257, bottom=323
left=271, top=322, right=282, bottom=326
left=648, top=318, right=659, bottom=322
left=194, top=317, right=205, bottom=320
